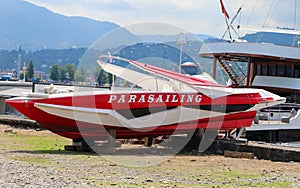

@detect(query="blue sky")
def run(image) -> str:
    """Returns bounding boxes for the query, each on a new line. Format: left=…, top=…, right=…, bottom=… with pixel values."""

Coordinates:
left=24, top=0, right=298, bottom=38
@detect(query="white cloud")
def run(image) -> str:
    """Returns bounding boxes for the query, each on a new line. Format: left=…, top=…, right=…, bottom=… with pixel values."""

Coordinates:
left=24, top=0, right=299, bottom=38
left=171, top=0, right=208, bottom=10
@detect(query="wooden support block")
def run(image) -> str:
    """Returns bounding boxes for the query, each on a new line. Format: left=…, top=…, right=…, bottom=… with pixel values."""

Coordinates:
left=143, top=137, right=153, bottom=147
left=4, top=129, right=14, bottom=133
left=64, top=145, right=91, bottom=152
left=130, top=140, right=144, bottom=145
left=106, top=129, right=116, bottom=153
left=64, top=145, right=76, bottom=151
left=224, top=150, right=254, bottom=159
left=97, top=142, right=122, bottom=148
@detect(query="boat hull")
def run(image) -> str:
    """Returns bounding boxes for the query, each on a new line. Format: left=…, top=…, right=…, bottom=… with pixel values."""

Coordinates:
left=6, top=91, right=266, bottom=140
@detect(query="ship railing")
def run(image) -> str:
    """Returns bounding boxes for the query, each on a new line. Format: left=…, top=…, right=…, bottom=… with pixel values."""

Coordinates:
left=32, top=82, right=111, bottom=94
left=254, top=105, right=300, bottom=125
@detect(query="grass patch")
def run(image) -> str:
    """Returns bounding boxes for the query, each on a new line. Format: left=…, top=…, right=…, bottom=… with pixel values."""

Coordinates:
left=11, top=155, right=51, bottom=165
left=253, top=181, right=292, bottom=187
left=0, top=130, right=70, bottom=152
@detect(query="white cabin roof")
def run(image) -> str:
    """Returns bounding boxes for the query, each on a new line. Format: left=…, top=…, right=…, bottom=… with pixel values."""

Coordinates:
left=199, top=42, right=300, bottom=62
left=252, top=76, right=300, bottom=91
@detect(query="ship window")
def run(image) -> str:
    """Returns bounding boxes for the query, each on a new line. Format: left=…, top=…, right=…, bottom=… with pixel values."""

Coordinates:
left=261, top=64, right=267, bottom=76
left=268, top=64, right=276, bottom=76
left=286, top=64, right=292, bottom=77
left=255, top=64, right=261, bottom=75
left=276, top=64, right=284, bottom=77
left=294, top=65, right=300, bottom=78
left=292, top=94, right=300, bottom=103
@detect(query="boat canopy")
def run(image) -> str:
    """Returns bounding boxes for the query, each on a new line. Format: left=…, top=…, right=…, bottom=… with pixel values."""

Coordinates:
left=199, top=42, right=300, bottom=62
left=252, top=76, right=300, bottom=91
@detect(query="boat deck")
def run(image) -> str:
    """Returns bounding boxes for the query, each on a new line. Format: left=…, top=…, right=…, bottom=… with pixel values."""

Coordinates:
left=247, top=121, right=300, bottom=131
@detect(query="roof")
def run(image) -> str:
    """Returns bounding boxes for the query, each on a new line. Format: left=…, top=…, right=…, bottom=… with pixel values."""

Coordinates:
left=252, top=76, right=300, bottom=91
left=199, top=42, right=300, bottom=62
left=0, top=88, right=31, bottom=98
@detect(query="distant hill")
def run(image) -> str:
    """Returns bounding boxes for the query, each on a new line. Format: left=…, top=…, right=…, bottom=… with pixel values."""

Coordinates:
left=242, top=32, right=300, bottom=46
left=0, top=0, right=119, bottom=50
left=136, top=33, right=215, bottom=43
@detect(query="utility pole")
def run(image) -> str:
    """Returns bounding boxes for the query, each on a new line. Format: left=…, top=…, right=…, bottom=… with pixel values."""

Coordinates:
left=23, top=61, right=26, bottom=82
left=176, top=32, right=188, bottom=73
left=17, top=45, right=22, bottom=80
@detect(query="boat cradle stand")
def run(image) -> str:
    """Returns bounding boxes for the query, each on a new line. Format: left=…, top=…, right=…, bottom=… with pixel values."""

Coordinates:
left=207, top=139, right=300, bottom=162
left=64, top=129, right=120, bottom=153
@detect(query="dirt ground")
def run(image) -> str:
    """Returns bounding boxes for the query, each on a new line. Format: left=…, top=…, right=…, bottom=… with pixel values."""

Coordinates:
left=0, top=124, right=300, bottom=187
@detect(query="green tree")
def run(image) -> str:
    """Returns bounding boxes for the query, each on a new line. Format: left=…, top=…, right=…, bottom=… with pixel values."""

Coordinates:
left=75, top=66, right=88, bottom=83
left=65, top=64, right=75, bottom=81
left=59, top=66, right=66, bottom=82
left=50, top=64, right=59, bottom=82
left=26, top=60, right=34, bottom=81
left=93, top=66, right=105, bottom=86
left=20, top=73, right=24, bottom=80
left=97, top=69, right=109, bottom=86
left=93, top=66, right=102, bottom=81
left=93, top=65, right=115, bottom=86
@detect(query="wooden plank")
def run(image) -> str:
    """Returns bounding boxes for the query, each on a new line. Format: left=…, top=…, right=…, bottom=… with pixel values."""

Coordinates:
left=246, top=57, right=251, bottom=87
left=143, top=137, right=153, bottom=147
left=107, top=129, right=117, bottom=153
left=64, top=145, right=91, bottom=152
left=224, top=150, right=254, bottom=159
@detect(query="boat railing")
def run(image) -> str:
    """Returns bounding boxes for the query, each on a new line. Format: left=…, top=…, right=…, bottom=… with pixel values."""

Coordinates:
left=32, top=82, right=111, bottom=94
left=97, top=54, right=132, bottom=64
left=97, top=55, right=178, bottom=92
left=255, top=104, right=300, bottom=125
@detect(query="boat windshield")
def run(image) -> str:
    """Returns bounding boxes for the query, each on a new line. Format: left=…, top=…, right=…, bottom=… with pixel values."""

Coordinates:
left=181, top=63, right=202, bottom=75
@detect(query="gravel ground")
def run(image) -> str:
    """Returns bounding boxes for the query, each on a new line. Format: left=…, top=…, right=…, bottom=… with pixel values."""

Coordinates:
left=1, top=124, right=300, bottom=187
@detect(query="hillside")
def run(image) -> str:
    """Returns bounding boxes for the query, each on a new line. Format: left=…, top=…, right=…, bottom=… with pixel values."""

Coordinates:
left=242, top=32, right=300, bottom=46
left=0, top=0, right=119, bottom=50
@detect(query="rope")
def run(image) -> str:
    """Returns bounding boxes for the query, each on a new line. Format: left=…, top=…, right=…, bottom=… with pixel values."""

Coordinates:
left=293, top=0, right=298, bottom=46
left=294, top=0, right=297, bottom=30
left=262, top=0, right=275, bottom=28
left=246, top=0, right=258, bottom=26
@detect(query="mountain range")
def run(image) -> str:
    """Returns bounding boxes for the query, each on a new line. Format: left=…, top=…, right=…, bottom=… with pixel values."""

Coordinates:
left=0, top=0, right=299, bottom=51
left=0, top=0, right=120, bottom=50
left=243, top=32, right=300, bottom=47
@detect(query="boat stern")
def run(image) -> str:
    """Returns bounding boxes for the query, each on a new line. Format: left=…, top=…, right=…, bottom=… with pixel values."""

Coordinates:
left=6, top=97, right=34, bottom=118
left=250, top=89, right=286, bottom=111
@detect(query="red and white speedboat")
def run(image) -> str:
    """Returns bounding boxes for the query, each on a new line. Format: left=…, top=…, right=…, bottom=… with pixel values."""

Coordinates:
left=6, top=55, right=285, bottom=140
